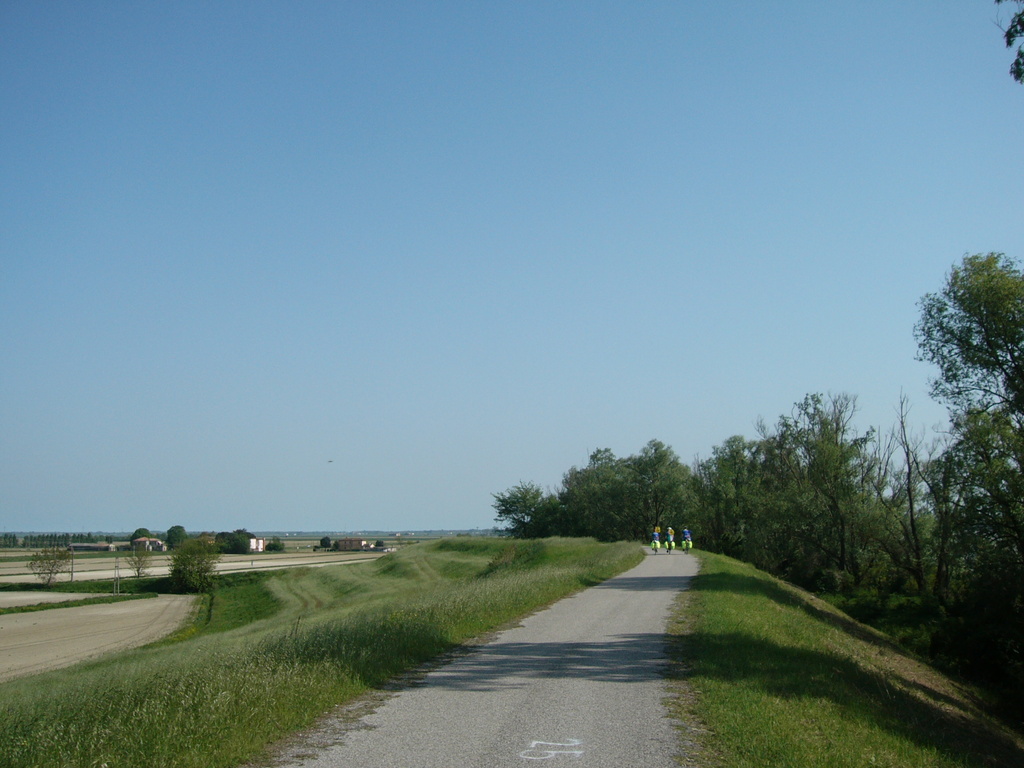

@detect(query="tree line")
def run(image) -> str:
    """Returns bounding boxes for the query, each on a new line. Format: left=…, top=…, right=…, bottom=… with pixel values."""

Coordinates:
left=493, top=253, right=1024, bottom=715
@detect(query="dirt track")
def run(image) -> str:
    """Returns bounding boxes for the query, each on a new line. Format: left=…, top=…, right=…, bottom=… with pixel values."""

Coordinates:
left=0, top=594, right=195, bottom=682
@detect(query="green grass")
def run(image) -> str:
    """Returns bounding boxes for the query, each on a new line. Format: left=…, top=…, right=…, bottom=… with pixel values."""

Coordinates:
left=0, top=537, right=642, bottom=768
left=667, top=551, right=1024, bottom=768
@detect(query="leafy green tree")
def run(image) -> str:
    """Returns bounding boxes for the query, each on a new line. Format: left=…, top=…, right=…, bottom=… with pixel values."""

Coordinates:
left=624, top=440, right=691, bottom=541
left=494, top=441, right=692, bottom=542
left=165, top=525, right=187, bottom=550
left=319, top=535, right=332, bottom=548
left=757, top=393, right=879, bottom=589
left=266, top=536, right=285, bottom=552
left=492, top=481, right=562, bottom=538
left=691, top=436, right=765, bottom=562
left=129, top=528, right=152, bottom=542
left=215, top=529, right=252, bottom=555
left=916, top=253, right=1024, bottom=416
left=559, top=448, right=631, bottom=540
left=997, top=0, right=1024, bottom=83
left=29, top=546, right=72, bottom=586
left=916, top=253, right=1024, bottom=567
left=169, top=537, right=221, bottom=593
left=916, top=253, right=1024, bottom=705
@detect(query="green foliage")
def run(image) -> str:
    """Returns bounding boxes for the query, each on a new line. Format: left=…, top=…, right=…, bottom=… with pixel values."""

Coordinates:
left=997, top=0, right=1024, bottom=83
left=916, top=253, right=1024, bottom=416
left=492, top=481, right=562, bottom=538
left=266, top=536, right=285, bottom=552
left=169, top=537, right=221, bottom=593
left=129, top=528, right=152, bottom=541
left=0, top=538, right=641, bottom=768
left=28, top=547, right=72, bottom=587
left=165, top=525, right=187, bottom=549
left=493, top=439, right=693, bottom=542
left=675, top=552, right=1024, bottom=768
left=215, top=529, right=252, bottom=555
left=914, top=253, right=1024, bottom=709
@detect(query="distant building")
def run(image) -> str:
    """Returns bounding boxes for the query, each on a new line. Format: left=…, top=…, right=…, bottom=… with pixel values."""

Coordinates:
left=131, top=537, right=167, bottom=552
left=249, top=537, right=266, bottom=553
left=332, top=538, right=369, bottom=551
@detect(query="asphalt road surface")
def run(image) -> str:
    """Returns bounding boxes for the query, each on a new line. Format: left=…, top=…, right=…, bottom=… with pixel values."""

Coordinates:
left=267, top=549, right=699, bottom=768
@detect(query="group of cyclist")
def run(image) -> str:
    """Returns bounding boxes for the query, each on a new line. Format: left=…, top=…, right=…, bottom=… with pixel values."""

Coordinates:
left=650, top=526, right=692, bottom=553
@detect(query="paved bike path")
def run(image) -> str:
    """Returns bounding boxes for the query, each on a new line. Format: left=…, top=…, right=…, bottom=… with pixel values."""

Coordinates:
left=274, top=550, right=699, bottom=768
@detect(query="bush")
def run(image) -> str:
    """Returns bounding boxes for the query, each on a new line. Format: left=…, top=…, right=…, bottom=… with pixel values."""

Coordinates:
left=170, top=538, right=221, bottom=593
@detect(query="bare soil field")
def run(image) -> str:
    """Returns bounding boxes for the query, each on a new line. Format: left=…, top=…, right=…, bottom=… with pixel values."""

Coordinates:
left=0, top=551, right=382, bottom=682
left=0, top=593, right=195, bottom=682
left=0, top=550, right=382, bottom=584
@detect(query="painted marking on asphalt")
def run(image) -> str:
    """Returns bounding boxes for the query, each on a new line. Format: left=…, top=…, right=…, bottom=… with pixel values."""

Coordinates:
left=519, top=739, right=584, bottom=760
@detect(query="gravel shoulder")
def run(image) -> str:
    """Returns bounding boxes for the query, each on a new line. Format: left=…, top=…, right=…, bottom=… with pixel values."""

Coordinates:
left=0, top=594, right=195, bottom=682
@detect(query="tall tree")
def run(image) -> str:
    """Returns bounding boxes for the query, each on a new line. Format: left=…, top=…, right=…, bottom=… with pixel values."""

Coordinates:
left=492, top=482, right=562, bottom=539
left=165, top=525, right=187, bottom=550
left=916, top=253, right=1024, bottom=568
left=758, top=393, right=878, bottom=588
left=624, top=440, right=691, bottom=541
left=691, top=436, right=766, bottom=563
left=997, top=0, right=1024, bottom=83
left=868, top=394, right=931, bottom=594
left=917, top=253, right=1024, bottom=700
left=916, top=253, right=1024, bottom=417
left=559, top=449, right=631, bottom=540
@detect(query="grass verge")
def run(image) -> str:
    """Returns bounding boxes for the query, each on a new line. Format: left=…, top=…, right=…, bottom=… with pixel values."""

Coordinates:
left=667, top=551, right=1024, bottom=768
left=0, top=537, right=641, bottom=768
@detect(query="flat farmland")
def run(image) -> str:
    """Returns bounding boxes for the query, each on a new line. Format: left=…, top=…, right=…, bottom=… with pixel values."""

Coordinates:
left=0, top=547, right=384, bottom=682
left=0, top=593, right=196, bottom=682
left=0, top=548, right=383, bottom=585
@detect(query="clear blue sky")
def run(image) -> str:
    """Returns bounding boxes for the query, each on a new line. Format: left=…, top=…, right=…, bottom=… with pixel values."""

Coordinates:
left=2, top=2, right=1022, bottom=535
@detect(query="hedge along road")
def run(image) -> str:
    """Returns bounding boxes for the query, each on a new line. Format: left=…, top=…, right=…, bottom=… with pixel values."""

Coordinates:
left=262, top=549, right=700, bottom=768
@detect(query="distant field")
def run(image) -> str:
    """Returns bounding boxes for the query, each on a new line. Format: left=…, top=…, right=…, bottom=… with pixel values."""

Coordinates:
left=0, top=548, right=385, bottom=586
left=0, top=536, right=642, bottom=768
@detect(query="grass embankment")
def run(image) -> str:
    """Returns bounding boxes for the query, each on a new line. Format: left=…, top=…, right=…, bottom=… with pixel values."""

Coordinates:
left=669, top=551, right=1024, bottom=768
left=0, top=537, right=641, bottom=768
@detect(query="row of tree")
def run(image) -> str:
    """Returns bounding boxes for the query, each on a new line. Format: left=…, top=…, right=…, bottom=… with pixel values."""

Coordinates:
left=492, top=440, right=691, bottom=544
left=492, top=253, right=1024, bottom=711
left=11, top=533, right=110, bottom=548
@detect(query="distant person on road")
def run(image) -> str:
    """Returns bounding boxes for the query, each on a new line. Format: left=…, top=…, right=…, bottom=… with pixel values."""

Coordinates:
left=682, top=528, right=693, bottom=551
left=666, top=527, right=675, bottom=552
left=651, top=527, right=660, bottom=553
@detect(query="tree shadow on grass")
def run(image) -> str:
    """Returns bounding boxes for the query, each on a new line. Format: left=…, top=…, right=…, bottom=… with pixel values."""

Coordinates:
left=674, top=631, right=1024, bottom=767
left=694, top=571, right=909, bottom=654
left=678, top=568, right=1024, bottom=767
